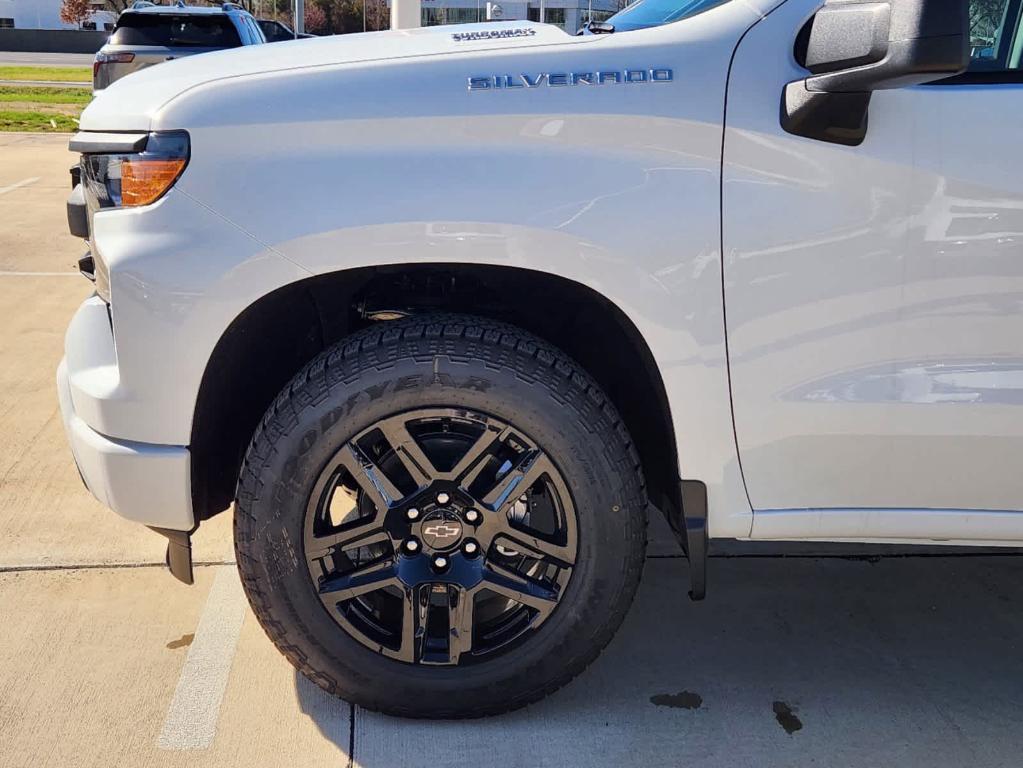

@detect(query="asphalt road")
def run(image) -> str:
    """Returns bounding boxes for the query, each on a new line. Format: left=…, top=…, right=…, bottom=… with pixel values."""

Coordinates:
left=3, top=132, right=1023, bottom=767
left=0, top=51, right=96, bottom=66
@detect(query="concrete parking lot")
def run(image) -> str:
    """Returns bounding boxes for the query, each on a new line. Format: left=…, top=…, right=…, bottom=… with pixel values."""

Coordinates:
left=3, top=132, right=1023, bottom=768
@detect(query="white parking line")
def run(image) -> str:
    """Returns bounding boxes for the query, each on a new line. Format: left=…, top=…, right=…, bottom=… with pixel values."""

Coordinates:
left=157, top=566, right=248, bottom=751
left=0, top=177, right=41, bottom=196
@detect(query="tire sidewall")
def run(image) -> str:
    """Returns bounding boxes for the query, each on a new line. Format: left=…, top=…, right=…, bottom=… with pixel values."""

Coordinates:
left=237, top=322, right=645, bottom=711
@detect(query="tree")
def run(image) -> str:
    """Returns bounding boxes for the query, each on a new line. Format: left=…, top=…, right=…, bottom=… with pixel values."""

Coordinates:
left=60, top=0, right=94, bottom=27
left=364, top=0, right=388, bottom=31
left=304, top=1, right=328, bottom=33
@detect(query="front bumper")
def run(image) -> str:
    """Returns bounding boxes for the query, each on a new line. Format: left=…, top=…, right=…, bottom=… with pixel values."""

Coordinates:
left=57, top=297, right=194, bottom=531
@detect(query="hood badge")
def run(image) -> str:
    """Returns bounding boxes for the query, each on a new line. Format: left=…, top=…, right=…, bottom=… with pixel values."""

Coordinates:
left=467, top=69, right=673, bottom=91
left=453, top=28, right=537, bottom=41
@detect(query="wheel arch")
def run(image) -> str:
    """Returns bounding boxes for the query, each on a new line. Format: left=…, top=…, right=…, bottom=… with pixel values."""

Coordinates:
left=190, top=263, right=683, bottom=528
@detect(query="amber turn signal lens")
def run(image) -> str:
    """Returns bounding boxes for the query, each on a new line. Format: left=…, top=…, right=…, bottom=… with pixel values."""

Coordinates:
left=120, top=158, right=187, bottom=207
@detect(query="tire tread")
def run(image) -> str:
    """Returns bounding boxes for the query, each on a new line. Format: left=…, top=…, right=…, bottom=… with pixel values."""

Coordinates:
left=234, top=314, right=646, bottom=718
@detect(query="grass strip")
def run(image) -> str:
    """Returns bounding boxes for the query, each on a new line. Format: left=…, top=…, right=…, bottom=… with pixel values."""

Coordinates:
left=0, top=86, right=92, bottom=105
left=0, top=110, right=79, bottom=132
left=0, top=66, right=92, bottom=83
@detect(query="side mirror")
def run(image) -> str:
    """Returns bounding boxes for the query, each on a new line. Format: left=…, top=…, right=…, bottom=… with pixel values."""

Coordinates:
left=782, top=0, right=969, bottom=146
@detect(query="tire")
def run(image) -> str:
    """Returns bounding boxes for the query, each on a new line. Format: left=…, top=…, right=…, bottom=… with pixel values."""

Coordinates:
left=234, top=314, right=647, bottom=718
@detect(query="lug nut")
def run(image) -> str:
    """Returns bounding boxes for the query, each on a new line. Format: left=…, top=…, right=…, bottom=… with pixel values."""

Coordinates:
left=463, top=540, right=479, bottom=557
left=436, top=492, right=450, bottom=505
left=406, top=507, right=420, bottom=521
left=404, top=538, right=420, bottom=554
left=432, top=555, right=449, bottom=570
left=465, top=509, right=480, bottom=524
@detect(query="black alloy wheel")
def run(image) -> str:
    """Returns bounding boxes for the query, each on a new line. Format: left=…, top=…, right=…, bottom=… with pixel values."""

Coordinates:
left=304, top=408, right=578, bottom=666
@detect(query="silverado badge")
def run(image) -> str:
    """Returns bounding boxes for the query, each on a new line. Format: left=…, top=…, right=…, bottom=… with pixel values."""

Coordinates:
left=467, top=69, right=673, bottom=91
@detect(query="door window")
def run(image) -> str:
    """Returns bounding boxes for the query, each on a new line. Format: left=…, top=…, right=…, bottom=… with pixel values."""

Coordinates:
left=967, top=0, right=1022, bottom=72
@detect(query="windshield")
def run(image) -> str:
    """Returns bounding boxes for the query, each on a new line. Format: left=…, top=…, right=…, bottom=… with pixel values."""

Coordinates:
left=605, top=0, right=729, bottom=32
left=109, top=13, right=242, bottom=47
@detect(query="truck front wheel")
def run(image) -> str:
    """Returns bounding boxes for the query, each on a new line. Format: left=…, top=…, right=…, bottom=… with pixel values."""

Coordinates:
left=234, top=315, right=647, bottom=718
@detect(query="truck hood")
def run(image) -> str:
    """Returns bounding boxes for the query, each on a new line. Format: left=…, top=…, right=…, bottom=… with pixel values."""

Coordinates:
left=81, top=21, right=582, bottom=131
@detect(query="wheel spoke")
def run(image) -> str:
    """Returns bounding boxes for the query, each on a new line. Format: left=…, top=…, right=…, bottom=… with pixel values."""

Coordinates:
left=336, top=441, right=404, bottom=510
left=481, top=562, right=560, bottom=616
left=377, top=415, right=435, bottom=489
left=495, top=526, right=576, bottom=569
left=305, top=521, right=391, bottom=563
left=447, top=586, right=476, bottom=664
left=398, top=585, right=427, bottom=663
left=451, top=425, right=513, bottom=487
left=318, top=558, right=398, bottom=603
left=479, top=450, right=554, bottom=513
left=375, top=416, right=516, bottom=488
left=337, top=518, right=390, bottom=548
left=306, top=469, right=391, bottom=563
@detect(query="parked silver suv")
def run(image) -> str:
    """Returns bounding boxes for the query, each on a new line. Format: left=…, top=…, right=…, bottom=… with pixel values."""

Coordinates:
left=92, top=2, right=265, bottom=92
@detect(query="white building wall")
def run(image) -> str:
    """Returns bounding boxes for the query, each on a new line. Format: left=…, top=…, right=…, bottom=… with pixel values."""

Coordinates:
left=3, top=0, right=112, bottom=29
left=12, top=0, right=66, bottom=29
left=387, top=0, right=617, bottom=31
left=0, top=0, right=11, bottom=25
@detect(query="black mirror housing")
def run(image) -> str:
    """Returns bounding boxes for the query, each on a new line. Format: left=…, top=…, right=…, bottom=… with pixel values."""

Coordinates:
left=782, top=0, right=969, bottom=145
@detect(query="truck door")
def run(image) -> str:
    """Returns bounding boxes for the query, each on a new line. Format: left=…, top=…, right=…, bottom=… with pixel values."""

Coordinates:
left=722, top=0, right=1023, bottom=541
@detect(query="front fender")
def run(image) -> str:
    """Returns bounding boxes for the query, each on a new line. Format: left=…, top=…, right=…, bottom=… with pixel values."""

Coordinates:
left=153, top=7, right=759, bottom=533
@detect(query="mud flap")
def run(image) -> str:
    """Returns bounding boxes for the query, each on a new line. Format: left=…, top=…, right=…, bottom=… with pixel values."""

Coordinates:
left=680, top=480, right=708, bottom=601
left=150, top=527, right=195, bottom=585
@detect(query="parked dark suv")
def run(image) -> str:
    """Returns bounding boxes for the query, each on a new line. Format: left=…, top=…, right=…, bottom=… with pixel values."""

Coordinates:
left=256, top=18, right=314, bottom=42
left=93, top=2, right=265, bottom=92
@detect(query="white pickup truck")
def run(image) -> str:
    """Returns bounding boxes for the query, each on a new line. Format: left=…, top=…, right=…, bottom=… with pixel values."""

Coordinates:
left=60, top=0, right=1022, bottom=718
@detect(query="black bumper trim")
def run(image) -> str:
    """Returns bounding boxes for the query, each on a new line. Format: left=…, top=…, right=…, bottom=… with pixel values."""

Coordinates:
left=69, top=131, right=148, bottom=154
left=149, top=527, right=195, bottom=585
left=67, top=183, right=88, bottom=239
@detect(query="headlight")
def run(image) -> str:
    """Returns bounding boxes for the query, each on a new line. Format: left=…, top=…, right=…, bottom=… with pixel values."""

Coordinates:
left=80, top=131, right=190, bottom=211
left=73, top=130, right=190, bottom=304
